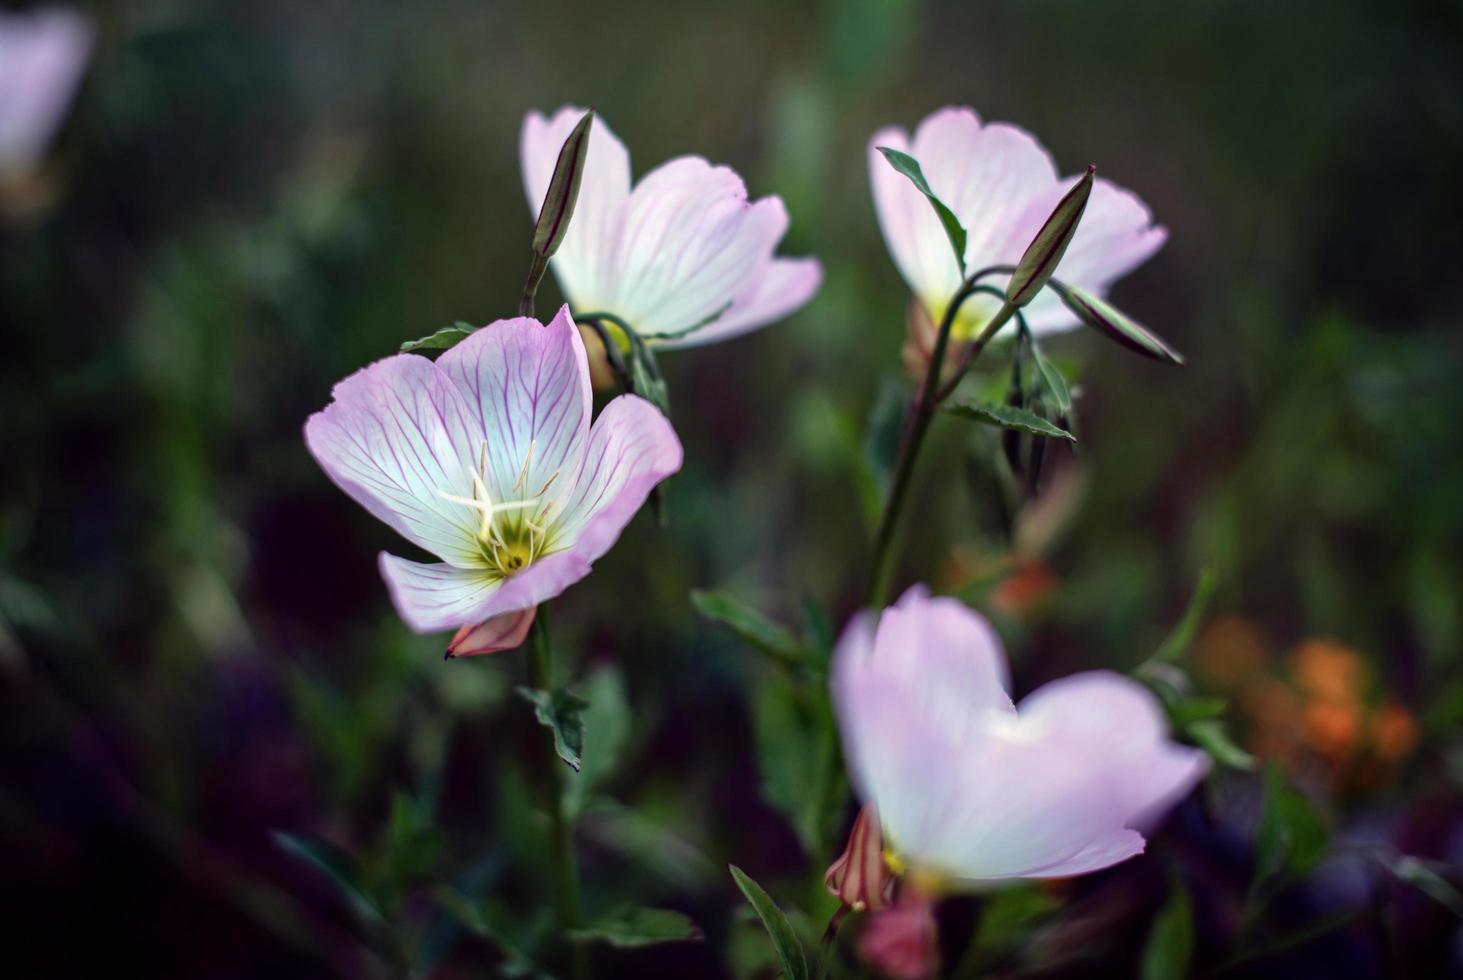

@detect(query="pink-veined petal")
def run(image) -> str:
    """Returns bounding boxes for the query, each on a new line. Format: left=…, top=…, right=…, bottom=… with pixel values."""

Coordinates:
left=378, top=554, right=500, bottom=633
left=304, top=354, right=483, bottom=568
left=551, top=393, right=682, bottom=561
left=613, top=157, right=789, bottom=336
left=435, top=306, right=591, bottom=503
left=521, top=106, right=632, bottom=308
left=658, top=256, right=823, bottom=350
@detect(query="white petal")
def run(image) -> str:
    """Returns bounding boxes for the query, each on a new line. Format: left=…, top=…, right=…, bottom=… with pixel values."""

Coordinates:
left=657, top=257, right=823, bottom=350
left=379, top=554, right=500, bottom=633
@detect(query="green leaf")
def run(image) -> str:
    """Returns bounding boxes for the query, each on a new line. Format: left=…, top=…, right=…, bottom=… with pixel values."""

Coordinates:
left=1140, top=880, right=1194, bottom=980
left=516, top=686, right=591, bottom=771
left=1008, top=166, right=1094, bottom=308
left=1189, top=719, right=1256, bottom=770
left=1383, top=856, right=1463, bottom=919
left=876, top=146, right=967, bottom=273
left=1255, top=765, right=1328, bottom=882
left=629, top=344, right=671, bottom=416
left=434, top=890, right=545, bottom=977
left=973, top=885, right=1061, bottom=949
left=570, top=907, right=703, bottom=948
left=273, top=831, right=384, bottom=926
left=563, top=666, right=631, bottom=818
left=1167, top=696, right=1229, bottom=727
left=946, top=401, right=1076, bottom=441
left=400, top=321, right=477, bottom=354
left=1053, top=282, right=1184, bottom=365
left=728, top=865, right=809, bottom=980
left=1152, top=567, right=1218, bottom=663
left=532, top=110, right=594, bottom=259
left=751, top=674, right=837, bottom=853
left=1030, top=346, right=1072, bottom=416
left=691, top=590, right=808, bottom=669
left=800, top=595, right=835, bottom=662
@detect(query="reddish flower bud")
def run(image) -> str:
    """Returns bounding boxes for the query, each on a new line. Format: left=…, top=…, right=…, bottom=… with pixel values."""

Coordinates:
left=856, top=886, right=939, bottom=980
left=825, top=804, right=895, bottom=911
left=445, top=607, right=536, bottom=659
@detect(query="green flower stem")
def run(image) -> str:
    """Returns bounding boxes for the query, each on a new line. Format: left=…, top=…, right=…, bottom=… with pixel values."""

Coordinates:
left=864, top=271, right=1016, bottom=608
left=527, top=608, right=587, bottom=980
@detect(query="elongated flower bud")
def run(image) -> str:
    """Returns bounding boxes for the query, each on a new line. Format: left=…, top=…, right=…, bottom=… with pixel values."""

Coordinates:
left=531, top=110, right=594, bottom=259
left=825, top=804, right=894, bottom=911
left=1053, top=282, right=1184, bottom=364
left=1007, top=165, right=1095, bottom=309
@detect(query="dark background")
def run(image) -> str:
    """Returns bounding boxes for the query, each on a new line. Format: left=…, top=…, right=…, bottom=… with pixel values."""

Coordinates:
left=3, top=0, right=1462, bottom=976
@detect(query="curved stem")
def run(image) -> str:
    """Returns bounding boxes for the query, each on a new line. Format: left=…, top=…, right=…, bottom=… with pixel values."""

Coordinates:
left=527, top=609, right=587, bottom=980
left=864, top=276, right=1017, bottom=608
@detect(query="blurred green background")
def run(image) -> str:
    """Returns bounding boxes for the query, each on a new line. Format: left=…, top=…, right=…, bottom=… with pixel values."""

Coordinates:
left=3, top=0, right=1462, bottom=976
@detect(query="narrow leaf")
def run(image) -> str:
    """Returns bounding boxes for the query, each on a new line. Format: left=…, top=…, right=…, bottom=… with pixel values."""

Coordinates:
left=1152, top=567, right=1218, bottom=663
left=1008, top=166, right=1095, bottom=307
left=1140, top=879, right=1194, bottom=980
left=273, top=831, right=384, bottom=926
left=1189, top=719, right=1256, bottom=770
left=1385, top=856, right=1463, bottom=919
left=1054, top=282, right=1185, bottom=365
left=1030, top=346, right=1072, bottom=416
left=946, top=401, right=1076, bottom=441
left=516, top=686, right=590, bottom=771
left=692, top=590, right=808, bottom=668
left=728, top=865, right=809, bottom=980
left=400, top=321, right=478, bottom=354
left=570, top=906, right=703, bottom=948
left=532, top=110, right=594, bottom=258
left=876, top=146, right=967, bottom=273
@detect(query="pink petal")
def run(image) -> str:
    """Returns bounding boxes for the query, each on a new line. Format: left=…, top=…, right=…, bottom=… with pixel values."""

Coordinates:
left=304, top=353, right=484, bottom=568
left=435, top=305, right=591, bottom=503
left=612, top=157, right=790, bottom=336
left=659, top=256, right=823, bottom=350
left=521, top=106, right=632, bottom=307
left=446, top=606, right=536, bottom=658
left=553, top=393, right=682, bottom=561
left=380, top=549, right=591, bottom=634
left=0, top=8, right=92, bottom=175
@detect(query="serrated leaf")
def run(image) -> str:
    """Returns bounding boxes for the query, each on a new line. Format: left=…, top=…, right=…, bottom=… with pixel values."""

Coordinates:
left=400, top=321, right=477, bottom=354
left=729, top=865, right=809, bottom=980
left=570, top=906, right=703, bottom=948
left=1255, top=765, right=1328, bottom=882
left=563, top=666, right=631, bottom=818
left=532, top=110, right=594, bottom=259
left=1009, top=166, right=1094, bottom=308
left=516, top=686, right=590, bottom=771
left=1140, top=880, right=1194, bottom=980
left=1030, top=346, right=1072, bottom=416
left=1189, top=719, right=1255, bottom=770
left=1054, top=282, right=1184, bottom=365
left=273, top=831, right=384, bottom=926
left=876, top=146, right=966, bottom=273
left=946, top=402, right=1075, bottom=441
left=691, top=590, right=808, bottom=668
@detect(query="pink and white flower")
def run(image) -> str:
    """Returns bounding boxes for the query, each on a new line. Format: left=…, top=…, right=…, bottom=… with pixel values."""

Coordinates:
left=304, top=306, right=682, bottom=634
left=521, top=105, right=822, bottom=349
left=870, top=106, right=1166, bottom=339
left=832, top=586, right=1206, bottom=885
left=0, top=7, right=92, bottom=178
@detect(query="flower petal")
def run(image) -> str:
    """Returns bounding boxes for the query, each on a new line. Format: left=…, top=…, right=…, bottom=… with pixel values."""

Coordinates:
left=304, top=353, right=484, bottom=567
left=0, top=8, right=92, bottom=175
left=378, top=554, right=500, bottom=633
left=521, top=106, right=632, bottom=308
left=552, top=393, right=683, bottom=559
left=612, top=157, right=789, bottom=336
left=435, top=305, right=591, bottom=503
left=658, top=256, right=823, bottom=350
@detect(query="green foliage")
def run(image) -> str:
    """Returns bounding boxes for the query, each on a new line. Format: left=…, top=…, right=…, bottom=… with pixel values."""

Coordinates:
left=570, top=906, right=703, bottom=948
left=691, top=590, right=811, bottom=669
left=516, top=685, right=591, bottom=771
left=1140, top=879, right=1194, bottom=980
left=751, top=669, right=840, bottom=854
left=1255, top=765, right=1329, bottom=883
left=946, top=401, right=1076, bottom=441
left=273, top=831, right=384, bottom=927
left=399, top=321, right=478, bottom=353
left=728, top=865, right=809, bottom=980
left=563, top=666, right=632, bottom=817
left=1030, top=345, right=1072, bottom=416
left=1151, top=567, right=1218, bottom=664
left=875, top=146, right=967, bottom=273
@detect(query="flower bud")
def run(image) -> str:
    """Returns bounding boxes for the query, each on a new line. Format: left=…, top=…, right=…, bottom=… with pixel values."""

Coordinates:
left=825, top=804, right=895, bottom=911
left=1053, top=282, right=1184, bottom=364
left=856, top=887, right=938, bottom=980
left=1007, top=165, right=1094, bottom=309
left=445, top=607, right=536, bottom=659
left=531, top=110, right=594, bottom=260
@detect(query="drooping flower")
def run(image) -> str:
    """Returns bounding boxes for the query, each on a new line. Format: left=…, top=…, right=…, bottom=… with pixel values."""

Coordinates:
left=0, top=7, right=92, bottom=178
left=831, top=586, right=1206, bottom=886
left=520, top=105, right=822, bottom=349
left=304, top=306, right=682, bottom=635
left=870, top=106, right=1166, bottom=340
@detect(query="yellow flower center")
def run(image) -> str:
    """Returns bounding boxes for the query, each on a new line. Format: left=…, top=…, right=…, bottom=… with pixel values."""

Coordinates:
left=438, top=439, right=560, bottom=580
